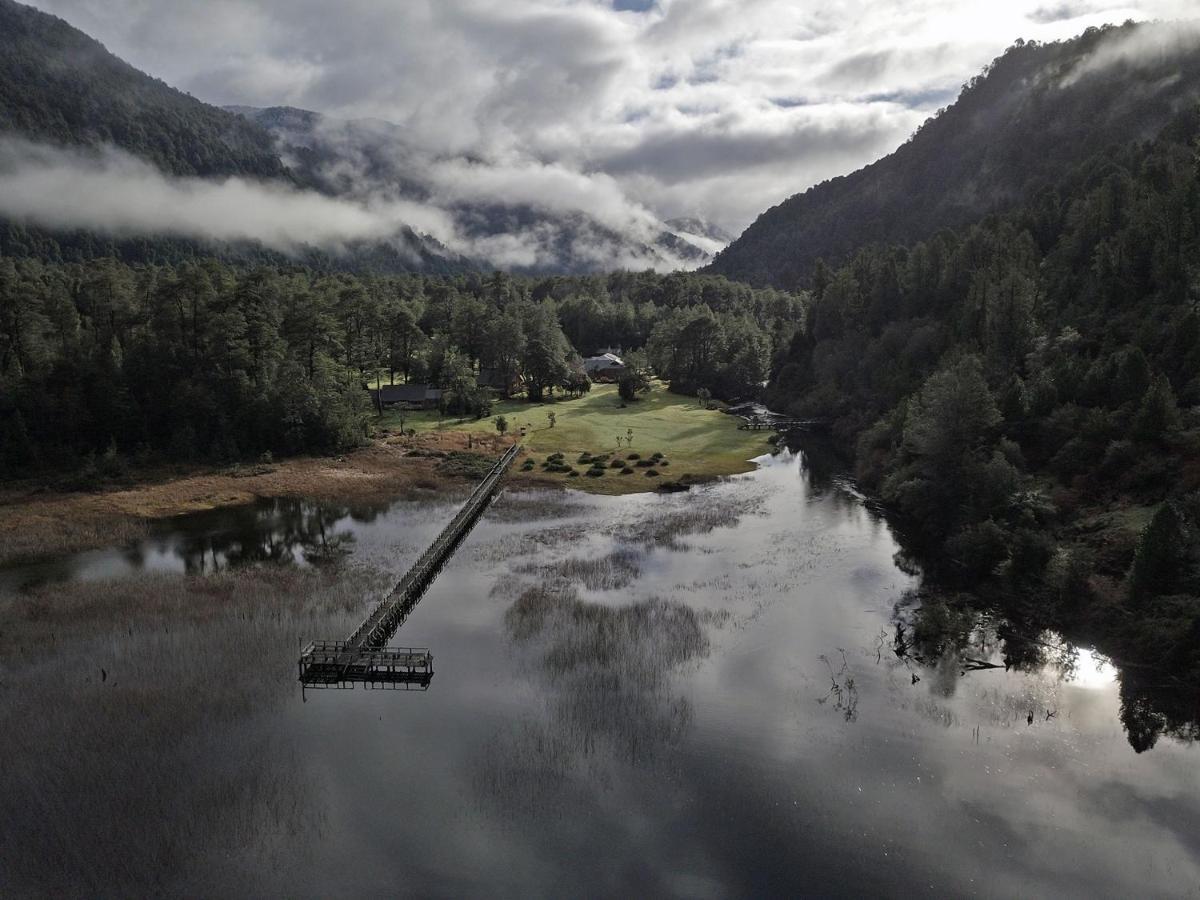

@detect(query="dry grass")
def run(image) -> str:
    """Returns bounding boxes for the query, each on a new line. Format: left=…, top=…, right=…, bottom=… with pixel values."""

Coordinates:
left=0, top=564, right=386, bottom=896
left=0, top=442, right=453, bottom=568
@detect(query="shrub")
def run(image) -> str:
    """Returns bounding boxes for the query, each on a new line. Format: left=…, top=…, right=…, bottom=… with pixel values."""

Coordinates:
left=943, top=520, right=1009, bottom=581
left=621, top=467, right=634, bottom=474
left=645, top=469, right=660, bottom=477
left=609, top=459, right=624, bottom=468
left=585, top=468, right=604, bottom=477
left=651, top=452, right=664, bottom=460
left=636, top=459, right=654, bottom=467
left=659, top=460, right=669, bottom=467
left=568, top=470, right=580, bottom=478
left=627, top=453, right=640, bottom=460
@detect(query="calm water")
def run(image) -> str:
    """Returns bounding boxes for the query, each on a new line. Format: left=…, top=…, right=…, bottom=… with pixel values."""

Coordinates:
left=6, top=450, right=1199, bottom=896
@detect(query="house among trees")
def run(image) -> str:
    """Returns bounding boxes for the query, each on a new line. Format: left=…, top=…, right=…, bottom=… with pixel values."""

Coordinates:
left=584, top=353, right=626, bottom=382
left=369, top=384, right=443, bottom=412
left=477, top=367, right=525, bottom=397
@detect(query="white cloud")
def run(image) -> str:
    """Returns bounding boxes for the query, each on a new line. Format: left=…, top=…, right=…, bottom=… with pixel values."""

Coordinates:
left=19, top=0, right=1200, bottom=241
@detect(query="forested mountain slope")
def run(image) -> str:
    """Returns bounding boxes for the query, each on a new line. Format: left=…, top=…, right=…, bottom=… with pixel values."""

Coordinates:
left=0, top=0, right=286, bottom=179
left=764, top=88, right=1200, bottom=691
left=709, top=21, right=1200, bottom=289
left=229, top=105, right=712, bottom=274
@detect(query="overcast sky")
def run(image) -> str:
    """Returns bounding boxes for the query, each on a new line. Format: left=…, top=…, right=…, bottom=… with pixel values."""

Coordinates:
left=21, top=0, right=1199, bottom=237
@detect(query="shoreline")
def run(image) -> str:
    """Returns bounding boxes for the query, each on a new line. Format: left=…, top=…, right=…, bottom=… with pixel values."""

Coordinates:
left=0, top=426, right=758, bottom=570
left=0, top=434, right=478, bottom=569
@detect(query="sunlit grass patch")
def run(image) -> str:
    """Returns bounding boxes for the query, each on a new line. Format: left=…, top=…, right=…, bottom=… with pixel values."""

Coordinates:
left=378, top=382, right=770, bottom=494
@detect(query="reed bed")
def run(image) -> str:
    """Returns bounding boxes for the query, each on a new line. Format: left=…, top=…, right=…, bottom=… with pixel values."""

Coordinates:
left=516, top=546, right=644, bottom=591
left=0, top=564, right=385, bottom=896
left=474, top=583, right=710, bottom=812
left=0, top=514, right=150, bottom=569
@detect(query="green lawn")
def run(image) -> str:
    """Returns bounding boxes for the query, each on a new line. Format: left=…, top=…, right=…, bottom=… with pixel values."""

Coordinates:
left=376, top=383, right=772, bottom=494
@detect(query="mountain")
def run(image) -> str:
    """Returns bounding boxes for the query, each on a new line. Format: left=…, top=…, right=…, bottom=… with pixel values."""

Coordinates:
left=0, top=1, right=704, bottom=274
left=757, top=27, right=1200, bottom=687
left=0, top=0, right=286, bottom=179
left=229, top=105, right=711, bottom=274
left=709, top=21, right=1200, bottom=289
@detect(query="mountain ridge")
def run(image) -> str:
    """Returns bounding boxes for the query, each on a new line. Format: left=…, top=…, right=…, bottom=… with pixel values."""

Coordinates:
left=707, top=20, right=1200, bottom=289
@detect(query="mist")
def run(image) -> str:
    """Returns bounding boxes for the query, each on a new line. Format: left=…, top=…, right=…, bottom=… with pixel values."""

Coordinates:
left=0, top=136, right=700, bottom=271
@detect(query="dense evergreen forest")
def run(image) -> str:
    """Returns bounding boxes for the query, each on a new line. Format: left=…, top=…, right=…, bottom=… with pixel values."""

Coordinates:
left=0, top=0, right=286, bottom=180
left=765, top=93, right=1200, bottom=690
left=710, top=22, right=1200, bottom=289
left=0, top=261, right=800, bottom=476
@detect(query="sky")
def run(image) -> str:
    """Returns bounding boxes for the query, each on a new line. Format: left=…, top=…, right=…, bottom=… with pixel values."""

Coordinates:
left=15, top=0, right=1200, bottom=260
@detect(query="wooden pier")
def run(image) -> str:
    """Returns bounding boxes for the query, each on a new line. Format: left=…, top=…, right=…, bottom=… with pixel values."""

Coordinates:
left=299, top=443, right=521, bottom=690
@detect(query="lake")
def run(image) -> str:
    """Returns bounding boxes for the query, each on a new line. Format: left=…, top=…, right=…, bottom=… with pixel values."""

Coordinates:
left=2, top=448, right=1197, bottom=897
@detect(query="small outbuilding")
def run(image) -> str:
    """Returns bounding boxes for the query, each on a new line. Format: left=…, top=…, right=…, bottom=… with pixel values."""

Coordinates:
left=584, top=353, right=626, bottom=382
left=369, top=384, right=443, bottom=412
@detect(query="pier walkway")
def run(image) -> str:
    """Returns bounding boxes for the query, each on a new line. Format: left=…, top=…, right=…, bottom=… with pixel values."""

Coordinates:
left=299, top=443, right=521, bottom=689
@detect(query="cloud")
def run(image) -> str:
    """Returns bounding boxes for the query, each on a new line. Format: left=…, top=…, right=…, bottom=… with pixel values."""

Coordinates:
left=0, top=135, right=704, bottom=273
left=0, top=137, right=434, bottom=253
left=1059, top=17, right=1200, bottom=84
left=18, top=0, right=1200, bottom=241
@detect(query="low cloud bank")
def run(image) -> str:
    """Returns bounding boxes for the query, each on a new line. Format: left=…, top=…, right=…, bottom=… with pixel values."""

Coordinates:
left=0, top=137, right=701, bottom=271
left=0, top=137, right=434, bottom=253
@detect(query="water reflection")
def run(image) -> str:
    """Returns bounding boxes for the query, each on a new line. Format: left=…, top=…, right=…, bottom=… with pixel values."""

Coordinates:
left=0, top=497, right=405, bottom=591
left=5, top=446, right=1200, bottom=895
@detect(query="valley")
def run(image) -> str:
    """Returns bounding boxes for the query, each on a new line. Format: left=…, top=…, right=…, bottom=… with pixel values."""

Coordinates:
left=2, top=2, right=1199, bottom=896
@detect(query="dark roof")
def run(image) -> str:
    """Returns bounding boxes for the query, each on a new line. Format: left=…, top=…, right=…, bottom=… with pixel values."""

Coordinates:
left=477, top=367, right=524, bottom=389
left=371, top=384, right=442, bottom=403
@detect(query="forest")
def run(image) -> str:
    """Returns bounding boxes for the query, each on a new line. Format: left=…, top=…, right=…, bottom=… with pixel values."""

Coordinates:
left=710, top=22, right=1200, bottom=289
left=0, top=261, right=801, bottom=477
left=765, top=96, right=1200, bottom=686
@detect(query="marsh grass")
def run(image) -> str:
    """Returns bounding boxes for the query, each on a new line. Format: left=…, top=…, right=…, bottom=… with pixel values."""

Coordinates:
left=617, top=488, right=766, bottom=549
left=0, top=564, right=386, bottom=896
left=488, top=491, right=590, bottom=522
left=0, top=515, right=150, bottom=568
left=474, top=582, right=711, bottom=812
left=518, top=547, right=643, bottom=591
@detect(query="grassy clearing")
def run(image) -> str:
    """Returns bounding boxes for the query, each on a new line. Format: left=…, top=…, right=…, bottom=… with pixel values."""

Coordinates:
left=378, top=382, right=771, bottom=494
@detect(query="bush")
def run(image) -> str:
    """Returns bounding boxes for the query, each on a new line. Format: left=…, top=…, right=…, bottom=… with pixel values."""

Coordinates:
left=659, top=460, right=670, bottom=467
left=636, top=459, right=654, bottom=467
left=568, top=470, right=580, bottom=478
left=645, top=469, right=660, bottom=477
left=1009, top=528, right=1055, bottom=581
left=621, top=466, right=634, bottom=474
left=943, top=520, right=1009, bottom=581
left=627, top=453, right=640, bottom=460
left=609, top=459, right=624, bottom=468
left=585, top=467, right=605, bottom=477
left=651, top=452, right=664, bottom=460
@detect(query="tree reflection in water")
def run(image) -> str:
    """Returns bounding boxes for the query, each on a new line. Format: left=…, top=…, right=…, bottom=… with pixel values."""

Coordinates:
left=891, top=591, right=1199, bottom=752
